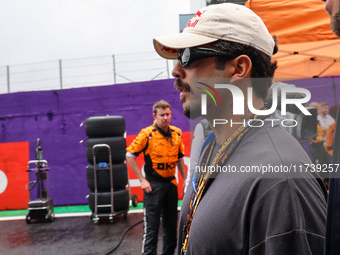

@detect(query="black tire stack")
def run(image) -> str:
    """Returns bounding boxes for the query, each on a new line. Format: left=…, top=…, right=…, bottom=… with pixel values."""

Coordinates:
left=85, top=116, right=129, bottom=217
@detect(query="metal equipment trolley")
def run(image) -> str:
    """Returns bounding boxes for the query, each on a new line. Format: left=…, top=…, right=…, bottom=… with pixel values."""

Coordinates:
left=90, top=144, right=132, bottom=224
left=25, top=138, right=55, bottom=223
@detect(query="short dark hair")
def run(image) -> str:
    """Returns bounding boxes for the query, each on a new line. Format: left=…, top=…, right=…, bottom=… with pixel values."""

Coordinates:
left=153, top=100, right=171, bottom=114
left=211, top=39, right=278, bottom=100
left=329, top=104, right=339, bottom=119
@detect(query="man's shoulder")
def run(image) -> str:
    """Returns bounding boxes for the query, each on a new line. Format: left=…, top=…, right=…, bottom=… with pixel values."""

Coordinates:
left=169, top=125, right=183, bottom=135
left=237, top=123, right=311, bottom=165
left=247, top=122, right=298, bottom=143
left=326, top=114, right=335, bottom=122
left=135, top=125, right=156, bottom=139
left=141, top=124, right=156, bottom=133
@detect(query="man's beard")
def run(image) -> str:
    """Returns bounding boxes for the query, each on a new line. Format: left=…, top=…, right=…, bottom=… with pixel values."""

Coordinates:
left=175, top=79, right=191, bottom=118
left=331, top=7, right=340, bottom=37
left=174, top=79, right=202, bottom=119
left=183, top=104, right=190, bottom=118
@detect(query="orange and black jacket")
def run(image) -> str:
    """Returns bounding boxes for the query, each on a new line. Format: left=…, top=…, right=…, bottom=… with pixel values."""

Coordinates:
left=325, top=122, right=336, bottom=156
left=311, top=122, right=324, bottom=144
left=127, top=124, right=184, bottom=185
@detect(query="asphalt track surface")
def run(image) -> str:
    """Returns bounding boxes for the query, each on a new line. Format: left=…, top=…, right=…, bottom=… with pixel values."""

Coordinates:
left=0, top=211, right=176, bottom=255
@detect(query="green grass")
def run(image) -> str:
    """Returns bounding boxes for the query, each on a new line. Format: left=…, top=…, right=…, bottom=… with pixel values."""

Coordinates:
left=0, top=200, right=183, bottom=217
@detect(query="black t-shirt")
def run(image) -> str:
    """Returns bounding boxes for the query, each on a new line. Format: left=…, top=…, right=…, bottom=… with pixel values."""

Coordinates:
left=178, top=123, right=327, bottom=255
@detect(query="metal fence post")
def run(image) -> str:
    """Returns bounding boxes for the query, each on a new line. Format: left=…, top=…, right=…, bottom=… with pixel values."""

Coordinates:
left=166, top=60, right=170, bottom=79
left=6, top=65, right=10, bottom=93
left=59, top=59, right=63, bottom=89
left=112, top=54, right=117, bottom=84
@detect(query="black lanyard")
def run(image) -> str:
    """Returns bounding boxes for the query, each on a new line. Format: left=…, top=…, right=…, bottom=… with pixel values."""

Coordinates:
left=181, top=114, right=268, bottom=254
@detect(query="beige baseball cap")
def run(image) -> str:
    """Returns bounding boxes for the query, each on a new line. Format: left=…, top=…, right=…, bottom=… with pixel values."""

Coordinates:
left=153, top=3, right=275, bottom=59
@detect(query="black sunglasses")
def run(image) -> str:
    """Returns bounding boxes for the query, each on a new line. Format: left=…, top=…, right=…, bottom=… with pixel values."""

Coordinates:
left=177, top=47, right=228, bottom=67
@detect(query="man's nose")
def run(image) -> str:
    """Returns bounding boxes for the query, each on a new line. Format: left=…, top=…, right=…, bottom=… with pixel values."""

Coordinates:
left=172, top=61, right=185, bottom=79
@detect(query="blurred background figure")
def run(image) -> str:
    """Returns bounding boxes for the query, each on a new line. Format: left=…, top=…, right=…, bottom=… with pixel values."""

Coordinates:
left=309, top=102, right=331, bottom=186
left=184, top=119, right=212, bottom=193
left=309, top=102, right=330, bottom=165
left=318, top=102, right=335, bottom=139
left=325, top=104, right=339, bottom=157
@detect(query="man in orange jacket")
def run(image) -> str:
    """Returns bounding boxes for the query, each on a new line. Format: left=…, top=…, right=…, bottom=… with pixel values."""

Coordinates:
left=126, top=100, right=186, bottom=255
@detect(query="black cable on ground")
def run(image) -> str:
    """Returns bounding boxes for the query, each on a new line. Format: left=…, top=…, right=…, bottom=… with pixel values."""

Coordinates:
left=104, top=219, right=144, bottom=255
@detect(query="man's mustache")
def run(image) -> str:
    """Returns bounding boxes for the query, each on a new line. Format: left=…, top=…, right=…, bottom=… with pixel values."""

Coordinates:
left=174, top=79, right=190, bottom=92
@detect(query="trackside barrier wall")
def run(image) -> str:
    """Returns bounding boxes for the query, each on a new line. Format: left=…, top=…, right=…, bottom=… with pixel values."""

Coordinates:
left=0, top=79, right=190, bottom=210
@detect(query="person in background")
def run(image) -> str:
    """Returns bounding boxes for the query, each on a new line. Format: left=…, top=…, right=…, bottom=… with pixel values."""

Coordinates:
left=308, top=101, right=330, bottom=186
left=318, top=102, right=335, bottom=138
left=126, top=100, right=186, bottom=255
left=320, top=1, right=340, bottom=254
left=310, top=101, right=322, bottom=115
left=184, top=118, right=212, bottom=193
left=309, top=102, right=330, bottom=164
left=325, top=104, right=339, bottom=157
left=153, top=3, right=327, bottom=254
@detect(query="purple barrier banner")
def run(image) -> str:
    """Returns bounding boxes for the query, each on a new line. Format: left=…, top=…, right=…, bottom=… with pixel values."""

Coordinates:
left=0, top=77, right=339, bottom=208
left=0, top=79, right=190, bottom=208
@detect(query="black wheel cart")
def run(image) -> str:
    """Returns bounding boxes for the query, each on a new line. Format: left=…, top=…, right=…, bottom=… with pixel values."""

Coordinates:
left=25, top=139, right=55, bottom=224
left=89, top=144, right=131, bottom=224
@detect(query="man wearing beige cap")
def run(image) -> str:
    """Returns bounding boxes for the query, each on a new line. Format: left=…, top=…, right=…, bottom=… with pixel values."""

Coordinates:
left=154, top=3, right=327, bottom=255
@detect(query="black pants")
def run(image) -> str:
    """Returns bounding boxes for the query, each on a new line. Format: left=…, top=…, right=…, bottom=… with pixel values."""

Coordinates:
left=142, top=181, right=178, bottom=255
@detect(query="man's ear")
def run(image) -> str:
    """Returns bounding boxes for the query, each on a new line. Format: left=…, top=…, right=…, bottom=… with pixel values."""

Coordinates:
left=230, top=55, right=252, bottom=83
left=152, top=113, right=156, bottom=119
